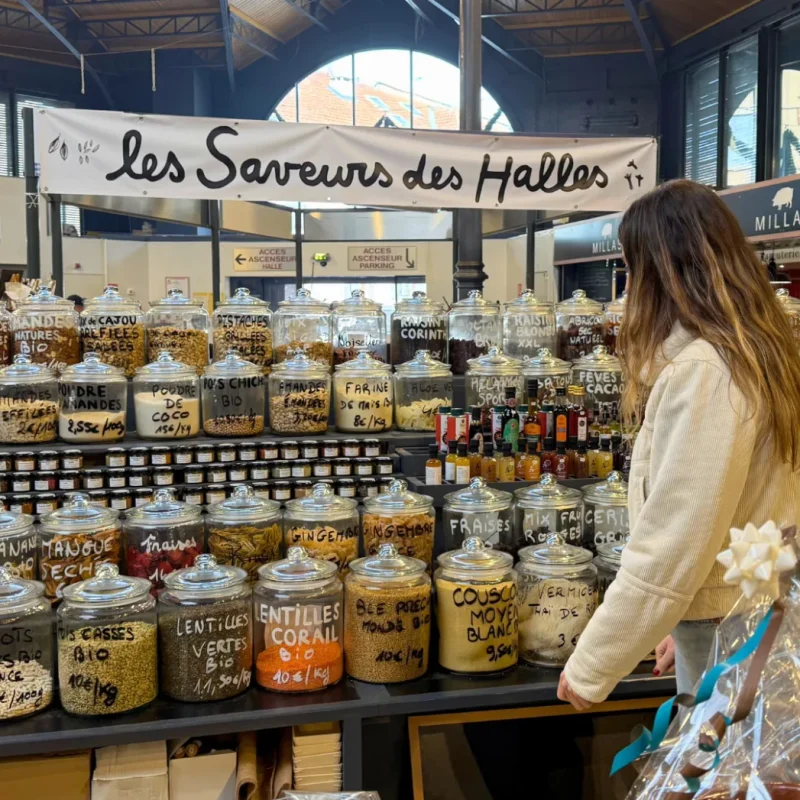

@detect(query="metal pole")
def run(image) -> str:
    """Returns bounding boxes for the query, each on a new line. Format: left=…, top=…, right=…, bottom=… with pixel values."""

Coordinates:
left=50, top=195, right=63, bottom=294
left=525, top=221, right=536, bottom=292
left=454, top=0, right=486, bottom=299
left=23, top=108, right=40, bottom=280
left=294, top=208, right=303, bottom=292
left=209, top=201, right=221, bottom=306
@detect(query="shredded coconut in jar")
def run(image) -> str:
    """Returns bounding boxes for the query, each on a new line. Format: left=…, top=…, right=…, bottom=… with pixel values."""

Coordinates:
left=395, top=397, right=448, bottom=431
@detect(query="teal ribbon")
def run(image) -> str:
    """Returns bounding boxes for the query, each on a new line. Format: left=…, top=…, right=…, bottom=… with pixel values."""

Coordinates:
left=610, top=607, right=774, bottom=777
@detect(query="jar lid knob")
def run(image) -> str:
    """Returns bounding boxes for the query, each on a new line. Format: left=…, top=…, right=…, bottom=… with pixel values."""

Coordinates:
left=233, top=484, right=252, bottom=499
left=573, top=289, right=587, bottom=299
left=297, top=288, right=311, bottom=298
left=546, top=532, right=565, bottom=547
left=286, top=546, right=309, bottom=563
left=156, top=350, right=175, bottom=363
left=194, top=553, right=217, bottom=570
left=412, top=290, right=426, bottom=299
left=536, top=347, right=552, bottom=358
left=388, top=478, right=407, bottom=494
left=94, top=562, right=119, bottom=580
left=154, top=488, right=176, bottom=505
left=777, top=288, right=789, bottom=297
left=467, top=290, right=482, bottom=299
left=540, top=473, right=557, bottom=487
left=464, top=536, right=488, bottom=553
left=234, top=287, right=250, bottom=297
left=351, top=289, right=365, bottom=298
left=167, top=287, right=184, bottom=298
left=487, top=346, right=499, bottom=357
left=11, top=354, right=31, bottom=366
left=607, top=471, right=623, bottom=485
left=0, top=566, right=12, bottom=586
left=312, top=482, right=333, bottom=498
left=520, top=288, right=534, bottom=298
left=68, top=492, right=91, bottom=509
left=83, top=351, right=101, bottom=365
left=225, top=348, right=240, bottom=360
left=469, top=476, right=486, bottom=491
left=592, top=345, right=609, bottom=357
left=377, top=543, right=398, bottom=558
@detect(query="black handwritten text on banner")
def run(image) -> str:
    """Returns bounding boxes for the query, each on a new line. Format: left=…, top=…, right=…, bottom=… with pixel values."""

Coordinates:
left=37, top=109, right=658, bottom=212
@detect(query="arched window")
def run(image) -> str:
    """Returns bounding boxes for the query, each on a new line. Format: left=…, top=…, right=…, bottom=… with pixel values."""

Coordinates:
left=268, top=49, right=512, bottom=132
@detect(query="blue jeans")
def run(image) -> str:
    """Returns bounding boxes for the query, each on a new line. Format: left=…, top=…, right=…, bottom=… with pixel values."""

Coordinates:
left=672, top=619, right=719, bottom=695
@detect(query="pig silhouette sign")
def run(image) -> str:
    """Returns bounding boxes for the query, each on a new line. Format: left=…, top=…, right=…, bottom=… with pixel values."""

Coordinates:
left=773, top=187, right=794, bottom=210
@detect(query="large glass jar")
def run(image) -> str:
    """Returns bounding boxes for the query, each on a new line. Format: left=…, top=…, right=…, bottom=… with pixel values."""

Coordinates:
left=513, top=473, right=583, bottom=550
left=521, top=347, right=572, bottom=403
left=465, top=347, right=524, bottom=412
left=581, top=471, right=629, bottom=553
left=363, top=478, right=435, bottom=570
left=0, top=510, right=36, bottom=579
left=272, top=288, right=333, bottom=366
left=254, top=547, right=342, bottom=693
left=207, top=485, right=283, bottom=583
left=58, top=353, right=127, bottom=443
left=390, top=291, right=447, bottom=365
left=555, top=289, right=605, bottom=361
left=571, top=345, right=623, bottom=425
left=268, top=352, right=331, bottom=436
left=595, top=540, right=624, bottom=603
left=80, top=286, right=145, bottom=378
left=12, top=287, right=80, bottom=374
left=344, top=543, right=431, bottom=683
left=443, top=477, right=514, bottom=553
left=158, top=554, right=252, bottom=702
left=332, top=289, right=387, bottom=365
left=283, top=483, right=359, bottom=574
left=133, top=351, right=200, bottom=439
left=39, top=493, right=122, bottom=599
left=436, top=537, right=518, bottom=675
left=202, top=350, right=266, bottom=437
left=776, top=288, right=800, bottom=349
left=603, top=294, right=626, bottom=355
left=212, top=287, right=272, bottom=372
left=57, top=563, right=157, bottom=716
left=0, top=567, right=54, bottom=720
left=502, top=289, right=556, bottom=360
left=333, top=352, right=393, bottom=433
left=447, top=290, right=501, bottom=374
left=0, top=355, right=59, bottom=444
left=145, top=288, right=210, bottom=374
left=0, top=302, right=11, bottom=367
left=394, top=350, right=453, bottom=431
left=516, top=534, right=598, bottom=667
left=123, top=488, right=204, bottom=591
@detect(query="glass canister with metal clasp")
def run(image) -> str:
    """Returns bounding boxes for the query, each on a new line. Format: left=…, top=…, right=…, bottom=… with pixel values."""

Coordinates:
left=581, top=471, right=629, bottom=553
left=571, top=345, right=623, bottom=428
left=502, top=289, right=556, bottom=360
left=516, top=533, right=598, bottom=667
left=512, top=473, right=583, bottom=550
left=465, top=347, right=524, bottom=413
left=447, top=290, right=502, bottom=374
left=521, top=347, right=572, bottom=403
left=273, top=288, right=333, bottom=367
left=212, top=287, right=272, bottom=372
left=603, top=293, right=626, bottom=356
left=0, top=355, right=59, bottom=445
left=394, top=350, right=453, bottom=432
left=555, top=289, right=605, bottom=361
left=776, top=288, right=800, bottom=349
left=254, top=546, right=343, bottom=693
left=435, top=537, right=518, bottom=675
left=145, top=288, right=210, bottom=374
left=442, top=477, right=514, bottom=553
left=390, top=291, right=447, bottom=365
left=268, top=352, right=331, bottom=436
left=202, top=350, right=267, bottom=437
left=333, top=352, right=393, bottom=433
left=332, top=289, right=388, bottom=365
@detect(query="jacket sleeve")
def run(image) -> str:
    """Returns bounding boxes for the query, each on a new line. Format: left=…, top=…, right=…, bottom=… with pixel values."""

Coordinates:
left=563, top=360, right=756, bottom=703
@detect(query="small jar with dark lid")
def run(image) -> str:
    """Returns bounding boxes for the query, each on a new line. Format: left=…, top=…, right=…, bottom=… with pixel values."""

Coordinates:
left=127, top=467, right=151, bottom=487
left=321, top=439, right=339, bottom=458
left=11, top=473, right=31, bottom=492
left=14, top=452, right=36, bottom=472
left=271, top=481, right=292, bottom=502
left=301, top=440, right=319, bottom=460
left=251, top=481, right=271, bottom=500
left=88, top=489, right=109, bottom=508
left=38, top=451, right=59, bottom=471
left=174, top=446, right=193, bottom=465
left=258, top=441, right=278, bottom=460
left=249, top=461, right=270, bottom=481
left=152, top=466, right=175, bottom=486
left=110, top=489, right=133, bottom=511
left=150, top=446, right=172, bottom=466
left=205, top=486, right=226, bottom=505
left=105, top=448, right=127, bottom=468
left=0, top=452, right=10, bottom=472
left=0, top=495, right=8, bottom=511
left=375, top=456, right=393, bottom=476
left=342, top=440, right=360, bottom=458
left=353, top=457, right=373, bottom=477
left=280, top=441, right=300, bottom=460
left=195, top=444, right=215, bottom=463
left=133, top=487, right=154, bottom=506
left=291, top=459, right=311, bottom=479
left=336, top=478, right=357, bottom=498
left=61, top=449, right=83, bottom=470
left=228, top=463, right=248, bottom=482
left=238, top=443, right=257, bottom=461
left=82, top=469, right=105, bottom=490
left=293, top=480, right=313, bottom=499
left=182, top=486, right=205, bottom=506
left=128, top=447, right=150, bottom=467
left=106, top=468, right=127, bottom=488
left=379, top=477, right=395, bottom=493
left=333, top=458, right=352, bottom=477
left=184, top=465, right=205, bottom=484
left=363, top=439, right=381, bottom=457
left=33, top=472, right=57, bottom=492
left=357, top=477, right=378, bottom=498
left=58, top=471, right=80, bottom=490
left=35, top=493, right=58, bottom=516
left=207, top=464, right=227, bottom=484
left=9, top=495, right=33, bottom=515
left=312, top=459, right=332, bottom=478
left=271, top=460, right=291, bottom=480
left=0, top=474, right=7, bottom=493
left=216, top=443, right=237, bottom=463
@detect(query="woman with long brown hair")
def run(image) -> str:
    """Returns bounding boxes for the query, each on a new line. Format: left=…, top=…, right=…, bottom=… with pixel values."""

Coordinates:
left=558, top=179, right=800, bottom=708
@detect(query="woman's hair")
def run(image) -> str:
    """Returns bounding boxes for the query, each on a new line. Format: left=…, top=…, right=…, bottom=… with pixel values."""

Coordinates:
left=617, top=178, right=800, bottom=468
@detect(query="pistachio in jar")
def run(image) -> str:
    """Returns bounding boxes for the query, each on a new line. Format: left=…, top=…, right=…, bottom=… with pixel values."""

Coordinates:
left=212, top=287, right=272, bottom=372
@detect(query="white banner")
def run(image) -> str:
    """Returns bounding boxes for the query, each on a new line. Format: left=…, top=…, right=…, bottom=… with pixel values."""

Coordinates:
left=37, top=109, right=657, bottom=212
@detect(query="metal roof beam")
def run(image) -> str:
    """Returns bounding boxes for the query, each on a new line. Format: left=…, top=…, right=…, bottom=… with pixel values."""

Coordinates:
left=621, top=0, right=657, bottom=80
left=402, top=0, right=434, bottom=25
left=482, top=0, right=623, bottom=16
left=219, top=0, right=235, bottom=92
left=504, top=15, right=641, bottom=29
left=230, top=13, right=280, bottom=59
left=276, top=0, right=329, bottom=31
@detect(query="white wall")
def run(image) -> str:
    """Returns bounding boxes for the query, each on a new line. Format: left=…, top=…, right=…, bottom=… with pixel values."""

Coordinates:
left=0, top=178, right=26, bottom=266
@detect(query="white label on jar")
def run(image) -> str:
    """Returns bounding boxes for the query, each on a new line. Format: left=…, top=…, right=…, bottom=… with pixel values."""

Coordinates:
left=209, top=469, right=226, bottom=482
left=185, top=472, right=203, bottom=484
left=59, top=478, right=77, bottom=489
left=323, top=446, right=338, bottom=457
left=107, top=456, right=126, bottom=467
left=274, top=466, right=290, bottom=478
left=154, top=473, right=174, bottom=485
left=291, top=467, right=307, bottom=478
left=185, top=494, right=203, bottom=506
left=251, top=467, right=269, bottom=480
left=109, top=476, right=126, bottom=488
left=230, top=469, right=247, bottom=481
left=343, top=446, right=359, bottom=457
left=85, top=477, right=103, bottom=489
left=356, top=464, right=372, bottom=475
left=274, top=489, right=291, bottom=500
left=240, top=450, right=256, bottom=461
left=129, top=456, right=146, bottom=467
left=425, top=466, right=441, bottom=485
left=39, top=459, right=58, bottom=470
left=34, top=478, right=51, bottom=491
left=218, top=451, right=235, bottom=462
left=129, top=475, right=145, bottom=486
left=17, top=459, right=35, bottom=471
left=365, top=445, right=380, bottom=457
left=175, top=453, right=193, bottom=464
left=455, top=465, right=470, bottom=484
left=12, top=480, right=29, bottom=491
left=260, top=448, right=278, bottom=460
left=197, top=452, right=214, bottom=463
left=63, top=458, right=81, bottom=469
left=377, top=462, right=393, bottom=475
left=283, top=448, right=300, bottom=460
left=207, top=491, right=226, bottom=503
left=314, top=465, right=332, bottom=477
left=334, top=465, right=350, bottom=476
left=152, top=454, right=169, bottom=465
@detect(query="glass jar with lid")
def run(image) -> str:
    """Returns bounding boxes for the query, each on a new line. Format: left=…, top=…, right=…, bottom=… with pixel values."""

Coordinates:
left=0, top=302, right=11, bottom=368
left=254, top=546, right=342, bottom=693
left=581, top=471, right=629, bottom=553
left=443, top=477, right=514, bottom=552
left=571, top=345, right=623, bottom=426
left=332, top=289, right=388, bottom=365
left=516, top=534, right=598, bottom=667
left=212, top=287, right=272, bottom=372
left=555, top=289, right=605, bottom=361
left=123, top=488, right=204, bottom=591
left=394, top=350, right=453, bottom=431
left=447, top=290, right=502, bottom=374
left=502, top=288, right=556, bottom=360
left=776, top=288, right=800, bottom=349
left=0, top=355, right=59, bottom=444
left=268, top=352, right=331, bottom=436
left=603, top=293, right=626, bottom=355
left=390, top=291, right=447, bottom=365
left=145, top=288, right=210, bottom=374
left=12, top=286, right=80, bottom=374
left=0, top=567, right=54, bottom=720
left=39, top=493, right=122, bottom=598
left=80, top=286, right=145, bottom=378
left=513, top=473, right=583, bottom=550
left=207, top=484, right=283, bottom=583
left=333, top=351, right=393, bottom=433
left=465, top=347, right=524, bottom=412
left=272, top=288, right=333, bottom=366
left=521, top=347, right=572, bottom=403
left=344, top=543, right=431, bottom=683
left=58, top=353, right=127, bottom=443
left=0, top=510, right=36, bottom=578
left=283, top=482, right=359, bottom=574
left=158, top=554, right=252, bottom=702
left=436, top=537, right=518, bottom=674
left=363, top=478, right=435, bottom=570
left=57, top=563, right=157, bottom=715
left=202, top=350, right=266, bottom=437
left=595, top=539, right=625, bottom=602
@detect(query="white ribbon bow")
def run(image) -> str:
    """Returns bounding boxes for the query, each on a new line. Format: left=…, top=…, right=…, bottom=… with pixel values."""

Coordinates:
left=717, top=521, right=797, bottom=599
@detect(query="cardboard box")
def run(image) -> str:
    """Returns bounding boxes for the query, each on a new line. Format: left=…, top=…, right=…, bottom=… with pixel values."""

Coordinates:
left=0, top=750, right=91, bottom=800
left=92, top=741, right=168, bottom=800
left=292, top=722, right=341, bottom=745
left=292, top=752, right=341, bottom=769
left=169, top=750, right=237, bottom=800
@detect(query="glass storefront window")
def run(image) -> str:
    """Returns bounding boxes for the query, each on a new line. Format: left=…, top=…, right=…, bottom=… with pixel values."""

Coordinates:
left=684, top=57, right=720, bottom=186
left=778, top=18, right=800, bottom=177
left=725, top=38, right=758, bottom=187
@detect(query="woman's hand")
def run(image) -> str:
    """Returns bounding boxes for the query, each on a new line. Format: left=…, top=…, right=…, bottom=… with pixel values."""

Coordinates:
left=653, top=635, right=675, bottom=677
left=557, top=672, right=593, bottom=711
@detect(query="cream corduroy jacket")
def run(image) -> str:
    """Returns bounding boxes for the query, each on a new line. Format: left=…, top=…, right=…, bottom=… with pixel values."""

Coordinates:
left=563, top=323, right=800, bottom=703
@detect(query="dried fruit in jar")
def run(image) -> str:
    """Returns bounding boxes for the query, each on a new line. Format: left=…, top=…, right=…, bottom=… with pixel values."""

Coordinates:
left=208, top=523, right=283, bottom=583
left=40, top=529, right=122, bottom=598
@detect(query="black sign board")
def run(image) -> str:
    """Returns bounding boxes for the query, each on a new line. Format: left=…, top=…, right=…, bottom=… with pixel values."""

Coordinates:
left=553, top=214, right=622, bottom=264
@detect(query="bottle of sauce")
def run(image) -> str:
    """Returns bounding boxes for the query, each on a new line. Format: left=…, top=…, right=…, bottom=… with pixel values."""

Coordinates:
left=481, top=441, right=498, bottom=482
left=596, top=438, right=614, bottom=479
left=568, top=385, right=589, bottom=444
left=566, top=437, right=579, bottom=478
left=501, top=387, right=521, bottom=453
left=523, top=439, right=541, bottom=482
left=456, top=443, right=471, bottom=484
left=425, top=443, right=442, bottom=485
left=436, top=406, right=451, bottom=454
left=539, top=398, right=555, bottom=442
left=554, top=444, right=570, bottom=480
left=515, top=440, right=529, bottom=480
left=499, top=442, right=516, bottom=482
left=468, top=438, right=483, bottom=477
left=540, top=438, right=557, bottom=475
left=445, top=440, right=458, bottom=482
left=469, top=406, right=484, bottom=453
left=587, top=433, right=601, bottom=477
left=554, top=387, right=569, bottom=446
left=491, top=405, right=505, bottom=449
left=524, top=380, right=542, bottom=449
left=573, top=444, right=589, bottom=478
